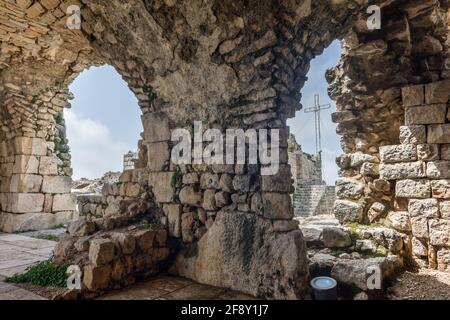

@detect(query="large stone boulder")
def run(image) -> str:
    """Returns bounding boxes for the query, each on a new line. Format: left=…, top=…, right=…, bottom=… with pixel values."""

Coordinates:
left=173, top=211, right=309, bottom=299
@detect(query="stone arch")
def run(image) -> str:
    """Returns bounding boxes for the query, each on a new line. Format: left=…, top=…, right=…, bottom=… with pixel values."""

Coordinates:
left=1, top=0, right=450, bottom=299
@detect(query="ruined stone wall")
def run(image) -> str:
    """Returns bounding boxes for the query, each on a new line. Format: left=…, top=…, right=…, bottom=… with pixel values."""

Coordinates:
left=330, top=0, right=450, bottom=229
left=123, top=151, right=138, bottom=171
left=288, top=133, right=336, bottom=216
left=377, top=81, right=450, bottom=272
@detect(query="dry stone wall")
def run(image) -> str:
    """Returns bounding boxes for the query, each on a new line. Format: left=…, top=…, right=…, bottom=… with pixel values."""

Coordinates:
left=377, top=81, right=450, bottom=272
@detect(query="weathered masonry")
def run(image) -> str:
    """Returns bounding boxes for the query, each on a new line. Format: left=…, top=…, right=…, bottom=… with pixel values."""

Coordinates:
left=0, top=0, right=449, bottom=298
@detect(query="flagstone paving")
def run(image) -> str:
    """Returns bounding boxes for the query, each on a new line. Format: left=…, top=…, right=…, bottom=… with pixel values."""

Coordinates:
left=0, top=233, right=253, bottom=300
left=0, top=233, right=55, bottom=300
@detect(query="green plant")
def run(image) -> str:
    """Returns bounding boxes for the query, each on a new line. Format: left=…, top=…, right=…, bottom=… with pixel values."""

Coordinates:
left=171, top=166, right=182, bottom=188
left=161, top=160, right=170, bottom=171
left=6, top=260, right=69, bottom=287
left=138, top=218, right=161, bottom=230
left=35, top=234, right=59, bottom=241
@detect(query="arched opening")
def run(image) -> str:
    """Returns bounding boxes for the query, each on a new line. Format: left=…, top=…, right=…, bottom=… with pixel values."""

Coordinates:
left=67, top=65, right=142, bottom=180
left=63, top=65, right=143, bottom=216
left=287, top=40, right=342, bottom=218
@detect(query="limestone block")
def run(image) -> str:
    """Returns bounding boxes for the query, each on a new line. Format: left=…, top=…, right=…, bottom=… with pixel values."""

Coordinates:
left=214, top=166, right=230, bottom=184
left=399, top=125, right=426, bottom=144
left=26, top=2, right=45, bottom=18
left=52, top=194, right=76, bottom=212
left=0, top=163, right=13, bottom=177
left=360, top=162, right=379, bottom=176
left=417, top=144, right=439, bottom=161
left=42, top=176, right=71, bottom=193
left=10, top=193, right=45, bottom=213
left=408, top=198, right=439, bottom=218
left=134, top=230, right=156, bottom=252
left=125, top=183, right=140, bottom=197
left=426, top=161, right=450, bottom=179
left=368, top=202, right=386, bottom=223
left=39, top=156, right=58, bottom=175
left=179, top=186, right=202, bottom=206
left=147, top=141, right=169, bottom=171
left=395, top=179, right=430, bottom=198
left=164, top=204, right=181, bottom=237
left=214, top=191, right=230, bottom=207
left=261, top=164, right=292, bottom=192
left=16, top=0, right=33, bottom=9
left=405, top=104, right=446, bottom=125
left=14, top=137, right=47, bottom=156
left=402, top=85, right=424, bottom=107
left=431, top=180, right=450, bottom=198
left=182, top=173, right=198, bottom=184
left=380, top=144, right=417, bottom=163
left=438, top=201, right=450, bottom=218
left=333, top=200, right=364, bottom=223
left=380, top=162, right=426, bottom=180
left=412, top=237, right=428, bottom=257
left=425, top=79, right=450, bottom=104
left=110, top=232, right=136, bottom=254
left=429, top=219, right=450, bottom=247
left=89, top=239, right=115, bottom=266
left=331, top=257, right=398, bottom=291
left=211, top=164, right=235, bottom=174
left=148, top=172, right=174, bottom=203
left=437, top=248, right=450, bottom=272
left=0, top=211, right=72, bottom=233
left=411, top=216, right=429, bottom=238
left=43, top=194, right=53, bottom=213
left=232, top=175, right=251, bottom=192
left=262, top=192, right=293, bottom=220
left=141, top=112, right=170, bottom=143
left=322, top=227, right=351, bottom=248
left=174, top=212, right=309, bottom=299
left=335, top=178, right=364, bottom=200
left=441, top=144, right=450, bottom=160
left=68, top=219, right=96, bottom=236
left=428, top=124, right=450, bottom=144
left=202, top=189, right=217, bottom=210
left=387, top=211, right=411, bottom=232
left=13, top=155, right=39, bottom=174
left=83, top=265, right=112, bottom=291
left=200, top=173, right=220, bottom=189
left=40, top=0, right=60, bottom=10
left=181, top=212, right=196, bottom=243
left=10, top=174, right=42, bottom=193
left=349, top=152, right=378, bottom=167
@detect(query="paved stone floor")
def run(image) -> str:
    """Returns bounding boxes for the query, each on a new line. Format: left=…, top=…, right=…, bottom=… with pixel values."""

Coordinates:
left=98, top=275, right=254, bottom=300
left=0, top=233, right=55, bottom=300
left=0, top=232, right=253, bottom=300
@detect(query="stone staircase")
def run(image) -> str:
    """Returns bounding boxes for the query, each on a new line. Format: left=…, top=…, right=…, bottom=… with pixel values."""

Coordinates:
left=293, top=185, right=336, bottom=217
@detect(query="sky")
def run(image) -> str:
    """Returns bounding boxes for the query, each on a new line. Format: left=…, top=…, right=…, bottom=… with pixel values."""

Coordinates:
left=287, top=40, right=342, bottom=185
left=67, top=65, right=142, bottom=179
left=67, top=41, right=342, bottom=183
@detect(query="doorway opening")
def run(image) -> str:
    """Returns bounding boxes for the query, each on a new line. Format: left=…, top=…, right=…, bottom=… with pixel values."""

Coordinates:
left=63, top=65, right=142, bottom=194
left=287, top=40, right=342, bottom=218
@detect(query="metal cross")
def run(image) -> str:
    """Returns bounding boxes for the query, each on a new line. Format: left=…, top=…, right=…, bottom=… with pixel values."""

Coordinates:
left=304, top=94, right=331, bottom=155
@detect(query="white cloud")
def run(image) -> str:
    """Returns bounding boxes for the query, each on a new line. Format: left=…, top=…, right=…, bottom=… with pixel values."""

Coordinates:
left=65, top=109, right=133, bottom=179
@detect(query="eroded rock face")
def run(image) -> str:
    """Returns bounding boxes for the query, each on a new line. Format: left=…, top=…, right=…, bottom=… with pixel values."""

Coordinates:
left=173, top=211, right=309, bottom=299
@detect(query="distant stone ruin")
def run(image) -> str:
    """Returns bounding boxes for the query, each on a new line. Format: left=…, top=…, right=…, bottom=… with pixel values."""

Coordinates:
left=288, top=134, right=336, bottom=217
left=123, top=151, right=138, bottom=171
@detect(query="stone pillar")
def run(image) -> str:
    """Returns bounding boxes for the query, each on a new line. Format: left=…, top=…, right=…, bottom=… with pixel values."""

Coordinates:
left=0, top=78, right=76, bottom=232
